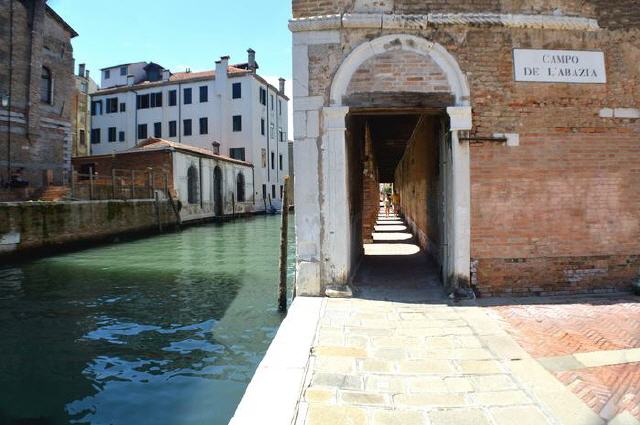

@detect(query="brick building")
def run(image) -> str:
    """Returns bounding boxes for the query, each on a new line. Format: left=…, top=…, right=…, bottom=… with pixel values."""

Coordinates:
left=0, top=0, right=77, bottom=195
left=291, top=0, right=640, bottom=297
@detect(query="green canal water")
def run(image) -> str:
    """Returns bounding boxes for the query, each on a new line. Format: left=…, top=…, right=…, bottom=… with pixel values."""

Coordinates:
left=0, top=215, right=295, bottom=425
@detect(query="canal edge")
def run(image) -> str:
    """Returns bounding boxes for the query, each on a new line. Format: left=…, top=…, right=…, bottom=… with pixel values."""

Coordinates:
left=229, top=296, right=324, bottom=425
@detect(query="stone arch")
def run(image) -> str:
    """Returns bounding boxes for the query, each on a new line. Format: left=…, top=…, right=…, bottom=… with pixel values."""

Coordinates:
left=330, top=34, right=471, bottom=107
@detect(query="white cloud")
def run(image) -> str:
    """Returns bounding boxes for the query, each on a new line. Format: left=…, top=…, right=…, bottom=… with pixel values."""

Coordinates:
left=264, top=76, right=294, bottom=138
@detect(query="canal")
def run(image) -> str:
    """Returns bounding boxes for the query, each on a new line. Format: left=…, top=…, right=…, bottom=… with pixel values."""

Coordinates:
left=0, top=215, right=295, bottom=425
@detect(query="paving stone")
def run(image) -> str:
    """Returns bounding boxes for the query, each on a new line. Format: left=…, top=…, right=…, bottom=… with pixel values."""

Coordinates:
left=360, top=359, right=394, bottom=373
left=306, top=405, right=367, bottom=425
left=398, top=359, right=454, bottom=374
left=394, top=393, right=467, bottom=408
left=471, top=375, right=517, bottom=391
left=443, top=376, right=474, bottom=392
left=371, top=336, right=420, bottom=349
left=428, top=408, right=491, bottom=425
left=373, top=348, right=407, bottom=360
left=472, top=390, right=532, bottom=406
left=305, top=387, right=336, bottom=403
left=455, top=336, right=484, bottom=348
left=314, top=346, right=368, bottom=358
left=365, top=375, right=405, bottom=393
left=346, top=335, right=370, bottom=349
left=312, top=373, right=363, bottom=390
left=371, top=409, right=426, bottom=425
left=457, top=360, right=503, bottom=374
left=340, top=391, right=389, bottom=407
left=314, top=357, right=357, bottom=374
left=490, top=406, right=551, bottom=425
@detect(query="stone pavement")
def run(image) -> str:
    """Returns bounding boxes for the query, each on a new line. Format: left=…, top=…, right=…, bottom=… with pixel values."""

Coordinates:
left=293, top=216, right=607, bottom=425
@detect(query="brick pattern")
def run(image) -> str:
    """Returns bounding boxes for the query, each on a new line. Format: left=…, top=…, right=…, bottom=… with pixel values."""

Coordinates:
left=492, top=298, right=640, bottom=421
left=347, top=50, right=450, bottom=96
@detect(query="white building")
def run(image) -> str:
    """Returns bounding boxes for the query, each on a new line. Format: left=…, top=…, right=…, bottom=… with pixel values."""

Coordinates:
left=89, top=50, right=289, bottom=210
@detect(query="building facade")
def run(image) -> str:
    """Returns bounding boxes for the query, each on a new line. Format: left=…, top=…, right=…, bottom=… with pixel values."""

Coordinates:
left=71, top=63, right=98, bottom=157
left=89, top=51, right=289, bottom=210
left=291, top=0, right=640, bottom=297
left=0, top=0, right=77, bottom=193
left=72, top=138, right=255, bottom=223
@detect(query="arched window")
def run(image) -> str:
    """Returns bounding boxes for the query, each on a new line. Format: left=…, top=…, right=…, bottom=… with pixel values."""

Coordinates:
left=187, top=165, right=199, bottom=204
left=236, top=172, right=245, bottom=202
left=40, top=67, right=52, bottom=104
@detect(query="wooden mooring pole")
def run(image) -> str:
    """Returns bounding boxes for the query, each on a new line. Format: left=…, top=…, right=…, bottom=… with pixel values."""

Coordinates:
left=278, top=176, right=290, bottom=313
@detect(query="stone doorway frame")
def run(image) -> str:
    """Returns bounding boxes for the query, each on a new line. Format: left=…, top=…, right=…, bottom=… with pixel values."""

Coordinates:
left=321, top=34, right=473, bottom=291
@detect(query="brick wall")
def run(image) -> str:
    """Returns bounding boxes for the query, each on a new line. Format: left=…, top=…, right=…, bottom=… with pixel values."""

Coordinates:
left=297, top=1, right=640, bottom=295
left=0, top=0, right=75, bottom=189
left=361, top=123, right=379, bottom=243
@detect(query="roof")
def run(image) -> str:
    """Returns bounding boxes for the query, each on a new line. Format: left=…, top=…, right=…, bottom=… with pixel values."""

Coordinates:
left=100, top=62, right=147, bottom=71
left=76, top=139, right=253, bottom=167
left=45, top=5, right=78, bottom=38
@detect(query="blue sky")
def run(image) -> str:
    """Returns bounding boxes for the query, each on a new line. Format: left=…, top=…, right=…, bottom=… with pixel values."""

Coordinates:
left=49, top=0, right=293, bottom=81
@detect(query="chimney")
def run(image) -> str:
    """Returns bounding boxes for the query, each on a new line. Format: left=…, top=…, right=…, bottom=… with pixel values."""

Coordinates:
left=279, top=77, right=286, bottom=95
left=247, top=48, right=256, bottom=71
left=216, top=56, right=230, bottom=78
left=162, top=69, right=170, bottom=81
left=127, top=75, right=134, bottom=86
left=78, top=63, right=86, bottom=77
left=212, top=141, right=220, bottom=155
left=85, top=69, right=90, bottom=79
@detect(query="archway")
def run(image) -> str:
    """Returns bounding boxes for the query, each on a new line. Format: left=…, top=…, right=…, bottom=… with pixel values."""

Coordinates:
left=236, top=172, right=246, bottom=203
left=317, top=34, right=472, bottom=293
left=213, top=166, right=223, bottom=216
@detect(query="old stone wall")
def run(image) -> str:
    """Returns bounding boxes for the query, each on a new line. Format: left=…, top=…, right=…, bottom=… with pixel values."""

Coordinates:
left=0, top=200, right=177, bottom=256
left=292, top=0, right=640, bottom=295
left=394, top=116, right=442, bottom=257
left=361, top=123, right=379, bottom=243
left=0, top=0, right=75, bottom=189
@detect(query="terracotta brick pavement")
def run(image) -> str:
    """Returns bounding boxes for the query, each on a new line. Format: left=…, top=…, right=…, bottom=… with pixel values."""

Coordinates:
left=490, top=296, right=640, bottom=422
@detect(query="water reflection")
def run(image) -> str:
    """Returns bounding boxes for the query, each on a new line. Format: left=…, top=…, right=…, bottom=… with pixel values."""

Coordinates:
left=0, top=216, right=294, bottom=425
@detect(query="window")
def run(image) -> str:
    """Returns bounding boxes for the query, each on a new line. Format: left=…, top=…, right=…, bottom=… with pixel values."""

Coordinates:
left=261, top=119, right=265, bottom=136
left=136, top=94, right=150, bottom=109
left=270, top=123, right=274, bottom=139
left=229, top=148, right=245, bottom=161
left=40, top=67, right=52, bottom=104
left=259, top=87, right=266, bottom=105
left=79, top=129, right=86, bottom=146
left=169, top=121, right=177, bottom=138
left=150, top=92, right=162, bottom=108
left=183, top=88, right=192, bottom=104
left=187, top=165, right=199, bottom=204
left=280, top=185, right=284, bottom=199
left=261, top=148, right=267, bottom=168
left=279, top=99, right=282, bottom=115
left=270, top=95, right=274, bottom=110
left=154, top=122, right=161, bottom=138
left=137, top=124, right=147, bottom=139
left=120, top=66, right=127, bottom=76
left=279, top=129, right=285, bottom=142
left=91, top=100, right=102, bottom=116
left=106, top=97, right=118, bottom=113
left=272, top=184, right=276, bottom=199
left=91, top=128, right=101, bottom=144
left=199, top=117, right=208, bottom=135
left=119, top=102, right=126, bottom=112
left=80, top=82, right=88, bottom=93
left=119, top=131, right=125, bottom=142
left=183, top=119, right=192, bottom=136
left=279, top=154, right=283, bottom=171
left=236, top=173, right=246, bottom=202
left=271, top=151, right=275, bottom=170
left=104, top=69, right=110, bottom=79
left=262, top=184, right=267, bottom=200
left=199, top=86, right=208, bottom=103
left=108, top=127, right=117, bottom=142
left=232, top=115, right=242, bottom=132
left=232, top=82, right=241, bottom=99
left=169, top=90, right=177, bottom=106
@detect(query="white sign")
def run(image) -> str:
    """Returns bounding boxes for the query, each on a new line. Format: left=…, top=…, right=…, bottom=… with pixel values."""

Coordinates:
left=513, top=49, right=606, bottom=84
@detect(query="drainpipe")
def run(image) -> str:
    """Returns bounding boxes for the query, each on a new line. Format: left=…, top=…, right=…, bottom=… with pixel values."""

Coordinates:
left=198, top=156, right=203, bottom=209
left=6, top=0, right=14, bottom=184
